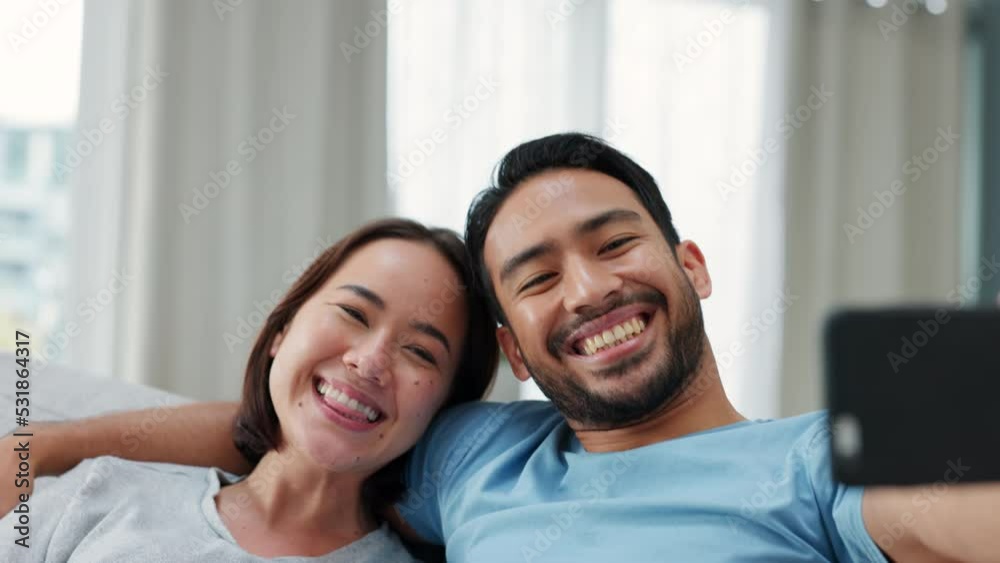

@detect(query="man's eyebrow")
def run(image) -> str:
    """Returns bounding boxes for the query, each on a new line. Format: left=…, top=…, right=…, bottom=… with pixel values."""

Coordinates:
left=499, top=241, right=556, bottom=284
left=575, top=209, right=642, bottom=236
left=337, top=285, right=385, bottom=309
left=410, top=320, right=451, bottom=355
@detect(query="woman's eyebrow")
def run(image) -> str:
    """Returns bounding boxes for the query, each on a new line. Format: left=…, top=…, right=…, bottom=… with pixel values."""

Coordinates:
left=338, top=284, right=385, bottom=309
left=410, top=320, right=451, bottom=355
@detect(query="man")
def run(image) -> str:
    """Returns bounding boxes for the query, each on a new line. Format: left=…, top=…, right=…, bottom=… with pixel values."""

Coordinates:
left=5, top=133, right=997, bottom=561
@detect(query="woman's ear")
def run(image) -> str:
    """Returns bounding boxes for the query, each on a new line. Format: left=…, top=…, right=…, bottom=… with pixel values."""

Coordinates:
left=497, top=326, right=531, bottom=382
left=269, top=327, right=287, bottom=357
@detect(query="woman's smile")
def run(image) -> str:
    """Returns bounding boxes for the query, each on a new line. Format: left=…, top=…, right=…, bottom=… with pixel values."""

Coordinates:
left=312, top=376, right=386, bottom=432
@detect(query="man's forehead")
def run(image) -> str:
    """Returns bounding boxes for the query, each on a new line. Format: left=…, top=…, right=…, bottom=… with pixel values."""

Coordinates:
left=484, top=169, right=644, bottom=266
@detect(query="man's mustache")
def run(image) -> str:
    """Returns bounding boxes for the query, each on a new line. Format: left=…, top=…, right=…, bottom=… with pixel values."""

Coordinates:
left=547, top=290, right=669, bottom=356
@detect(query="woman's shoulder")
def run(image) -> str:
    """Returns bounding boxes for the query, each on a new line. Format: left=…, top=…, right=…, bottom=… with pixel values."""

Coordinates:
left=65, top=455, right=216, bottom=490
left=336, top=522, right=421, bottom=563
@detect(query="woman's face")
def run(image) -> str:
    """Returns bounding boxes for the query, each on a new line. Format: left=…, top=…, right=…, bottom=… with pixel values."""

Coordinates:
left=268, top=239, right=467, bottom=475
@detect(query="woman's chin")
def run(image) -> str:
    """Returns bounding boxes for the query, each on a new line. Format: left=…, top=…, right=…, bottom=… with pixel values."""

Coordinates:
left=291, top=432, right=381, bottom=473
left=280, top=411, right=403, bottom=473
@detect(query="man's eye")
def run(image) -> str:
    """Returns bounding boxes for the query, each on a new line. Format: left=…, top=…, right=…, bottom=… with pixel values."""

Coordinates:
left=520, top=273, right=555, bottom=293
left=339, top=305, right=368, bottom=326
left=406, top=346, right=437, bottom=366
left=601, top=236, right=638, bottom=254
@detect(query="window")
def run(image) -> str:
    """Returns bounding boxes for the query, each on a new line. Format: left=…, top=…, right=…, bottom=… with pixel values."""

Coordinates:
left=966, top=1, right=999, bottom=304
left=0, top=1, right=83, bottom=355
left=388, top=0, right=779, bottom=413
left=3, top=130, right=29, bottom=182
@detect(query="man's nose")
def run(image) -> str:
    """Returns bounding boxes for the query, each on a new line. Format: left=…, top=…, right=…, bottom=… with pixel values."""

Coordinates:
left=561, top=255, right=623, bottom=315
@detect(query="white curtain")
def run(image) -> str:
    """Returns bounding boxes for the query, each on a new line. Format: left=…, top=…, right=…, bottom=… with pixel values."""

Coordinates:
left=388, top=0, right=784, bottom=417
left=778, top=0, right=967, bottom=415
left=66, top=0, right=389, bottom=400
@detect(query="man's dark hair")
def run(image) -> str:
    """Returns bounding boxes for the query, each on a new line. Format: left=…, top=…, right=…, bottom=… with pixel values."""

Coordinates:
left=465, top=132, right=682, bottom=324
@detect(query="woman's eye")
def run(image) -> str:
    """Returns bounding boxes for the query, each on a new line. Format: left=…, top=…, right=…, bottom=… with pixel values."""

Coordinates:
left=339, top=305, right=368, bottom=326
left=406, top=346, right=437, bottom=367
left=601, top=236, right=638, bottom=254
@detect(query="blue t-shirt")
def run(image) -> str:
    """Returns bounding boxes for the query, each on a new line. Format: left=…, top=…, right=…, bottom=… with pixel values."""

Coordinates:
left=399, top=401, right=887, bottom=562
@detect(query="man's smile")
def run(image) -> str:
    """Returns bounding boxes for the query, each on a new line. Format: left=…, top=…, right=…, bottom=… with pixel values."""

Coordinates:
left=562, top=303, right=658, bottom=366
left=576, top=316, right=646, bottom=356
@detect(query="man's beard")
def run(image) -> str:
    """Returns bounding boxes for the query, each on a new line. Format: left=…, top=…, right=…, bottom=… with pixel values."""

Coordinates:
left=520, top=281, right=706, bottom=429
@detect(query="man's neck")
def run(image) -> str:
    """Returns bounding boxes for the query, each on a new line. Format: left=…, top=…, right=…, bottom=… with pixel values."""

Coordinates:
left=571, top=354, right=746, bottom=453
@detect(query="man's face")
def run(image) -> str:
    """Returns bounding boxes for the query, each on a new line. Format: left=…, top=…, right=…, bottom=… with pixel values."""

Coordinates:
left=484, top=169, right=713, bottom=429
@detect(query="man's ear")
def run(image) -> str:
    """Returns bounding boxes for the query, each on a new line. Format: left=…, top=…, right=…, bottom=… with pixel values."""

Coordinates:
left=497, top=326, right=532, bottom=382
left=676, top=240, right=712, bottom=299
left=269, top=326, right=287, bottom=357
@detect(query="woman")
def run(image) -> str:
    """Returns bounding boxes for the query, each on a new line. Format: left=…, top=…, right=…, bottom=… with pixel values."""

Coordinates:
left=0, top=219, right=498, bottom=562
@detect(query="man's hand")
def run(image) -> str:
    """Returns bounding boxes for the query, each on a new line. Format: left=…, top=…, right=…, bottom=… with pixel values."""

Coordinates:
left=1, top=433, right=35, bottom=516
left=0, top=402, right=246, bottom=517
left=0, top=423, right=57, bottom=517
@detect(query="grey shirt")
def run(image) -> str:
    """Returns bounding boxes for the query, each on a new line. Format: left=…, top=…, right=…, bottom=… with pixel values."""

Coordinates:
left=0, top=456, right=418, bottom=562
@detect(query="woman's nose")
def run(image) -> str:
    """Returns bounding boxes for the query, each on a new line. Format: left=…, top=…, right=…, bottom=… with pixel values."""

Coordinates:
left=342, top=339, right=391, bottom=387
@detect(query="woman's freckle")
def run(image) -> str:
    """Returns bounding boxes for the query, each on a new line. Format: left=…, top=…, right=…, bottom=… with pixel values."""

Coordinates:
left=297, top=401, right=302, bottom=407
left=414, top=380, right=420, bottom=386
left=378, top=433, right=384, bottom=439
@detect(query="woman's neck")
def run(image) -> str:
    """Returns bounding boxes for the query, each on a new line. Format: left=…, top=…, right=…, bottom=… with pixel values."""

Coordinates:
left=216, top=447, right=377, bottom=558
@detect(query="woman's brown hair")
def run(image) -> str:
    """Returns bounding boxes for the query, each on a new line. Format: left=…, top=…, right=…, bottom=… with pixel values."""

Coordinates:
left=233, top=218, right=500, bottom=511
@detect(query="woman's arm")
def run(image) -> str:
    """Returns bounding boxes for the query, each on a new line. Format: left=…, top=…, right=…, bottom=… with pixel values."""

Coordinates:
left=0, top=402, right=247, bottom=515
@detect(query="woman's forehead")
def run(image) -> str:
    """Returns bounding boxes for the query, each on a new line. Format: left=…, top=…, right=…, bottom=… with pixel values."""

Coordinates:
left=328, top=239, right=465, bottom=315
left=339, top=238, right=454, bottom=279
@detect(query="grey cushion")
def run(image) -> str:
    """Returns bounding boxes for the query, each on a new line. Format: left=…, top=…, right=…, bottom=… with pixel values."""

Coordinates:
left=0, top=352, right=190, bottom=436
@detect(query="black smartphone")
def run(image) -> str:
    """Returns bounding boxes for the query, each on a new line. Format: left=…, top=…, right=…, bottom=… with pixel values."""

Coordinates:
left=824, top=308, right=1000, bottom=486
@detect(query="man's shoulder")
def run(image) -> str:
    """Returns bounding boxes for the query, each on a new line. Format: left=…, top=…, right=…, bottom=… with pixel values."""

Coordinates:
left=725, top=411, right=835, bottom=489
left=433, top=399, right=562, bottom=437
left=421, top=400, right=563, bottom=464
left=725, top=411, right=831, bottom=463
left=435, top=399, right=561, bottom=425
left=756, top=410, right=828, bottom=434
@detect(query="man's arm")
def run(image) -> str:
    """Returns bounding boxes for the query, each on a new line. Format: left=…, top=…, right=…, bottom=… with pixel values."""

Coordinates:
left=1, top=402, right=247, bottom=514
left=863, top=483, right=1000, bottom=562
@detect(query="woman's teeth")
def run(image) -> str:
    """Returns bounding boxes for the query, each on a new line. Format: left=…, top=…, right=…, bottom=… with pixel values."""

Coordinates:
left=579, top=317, right=646, bottom=356
left=316, top=380, right=380, bottom=422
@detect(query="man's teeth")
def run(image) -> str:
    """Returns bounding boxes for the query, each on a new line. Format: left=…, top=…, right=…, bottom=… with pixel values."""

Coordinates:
left=316, top=381, right=379, bottom=422
left=580, top=317, right=646, bottom=356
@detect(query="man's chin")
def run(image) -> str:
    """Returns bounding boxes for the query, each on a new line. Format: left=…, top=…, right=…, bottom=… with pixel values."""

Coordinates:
left=578, top=371, right=662, bottom=404
left=566, top=344, right=660, bottom=380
